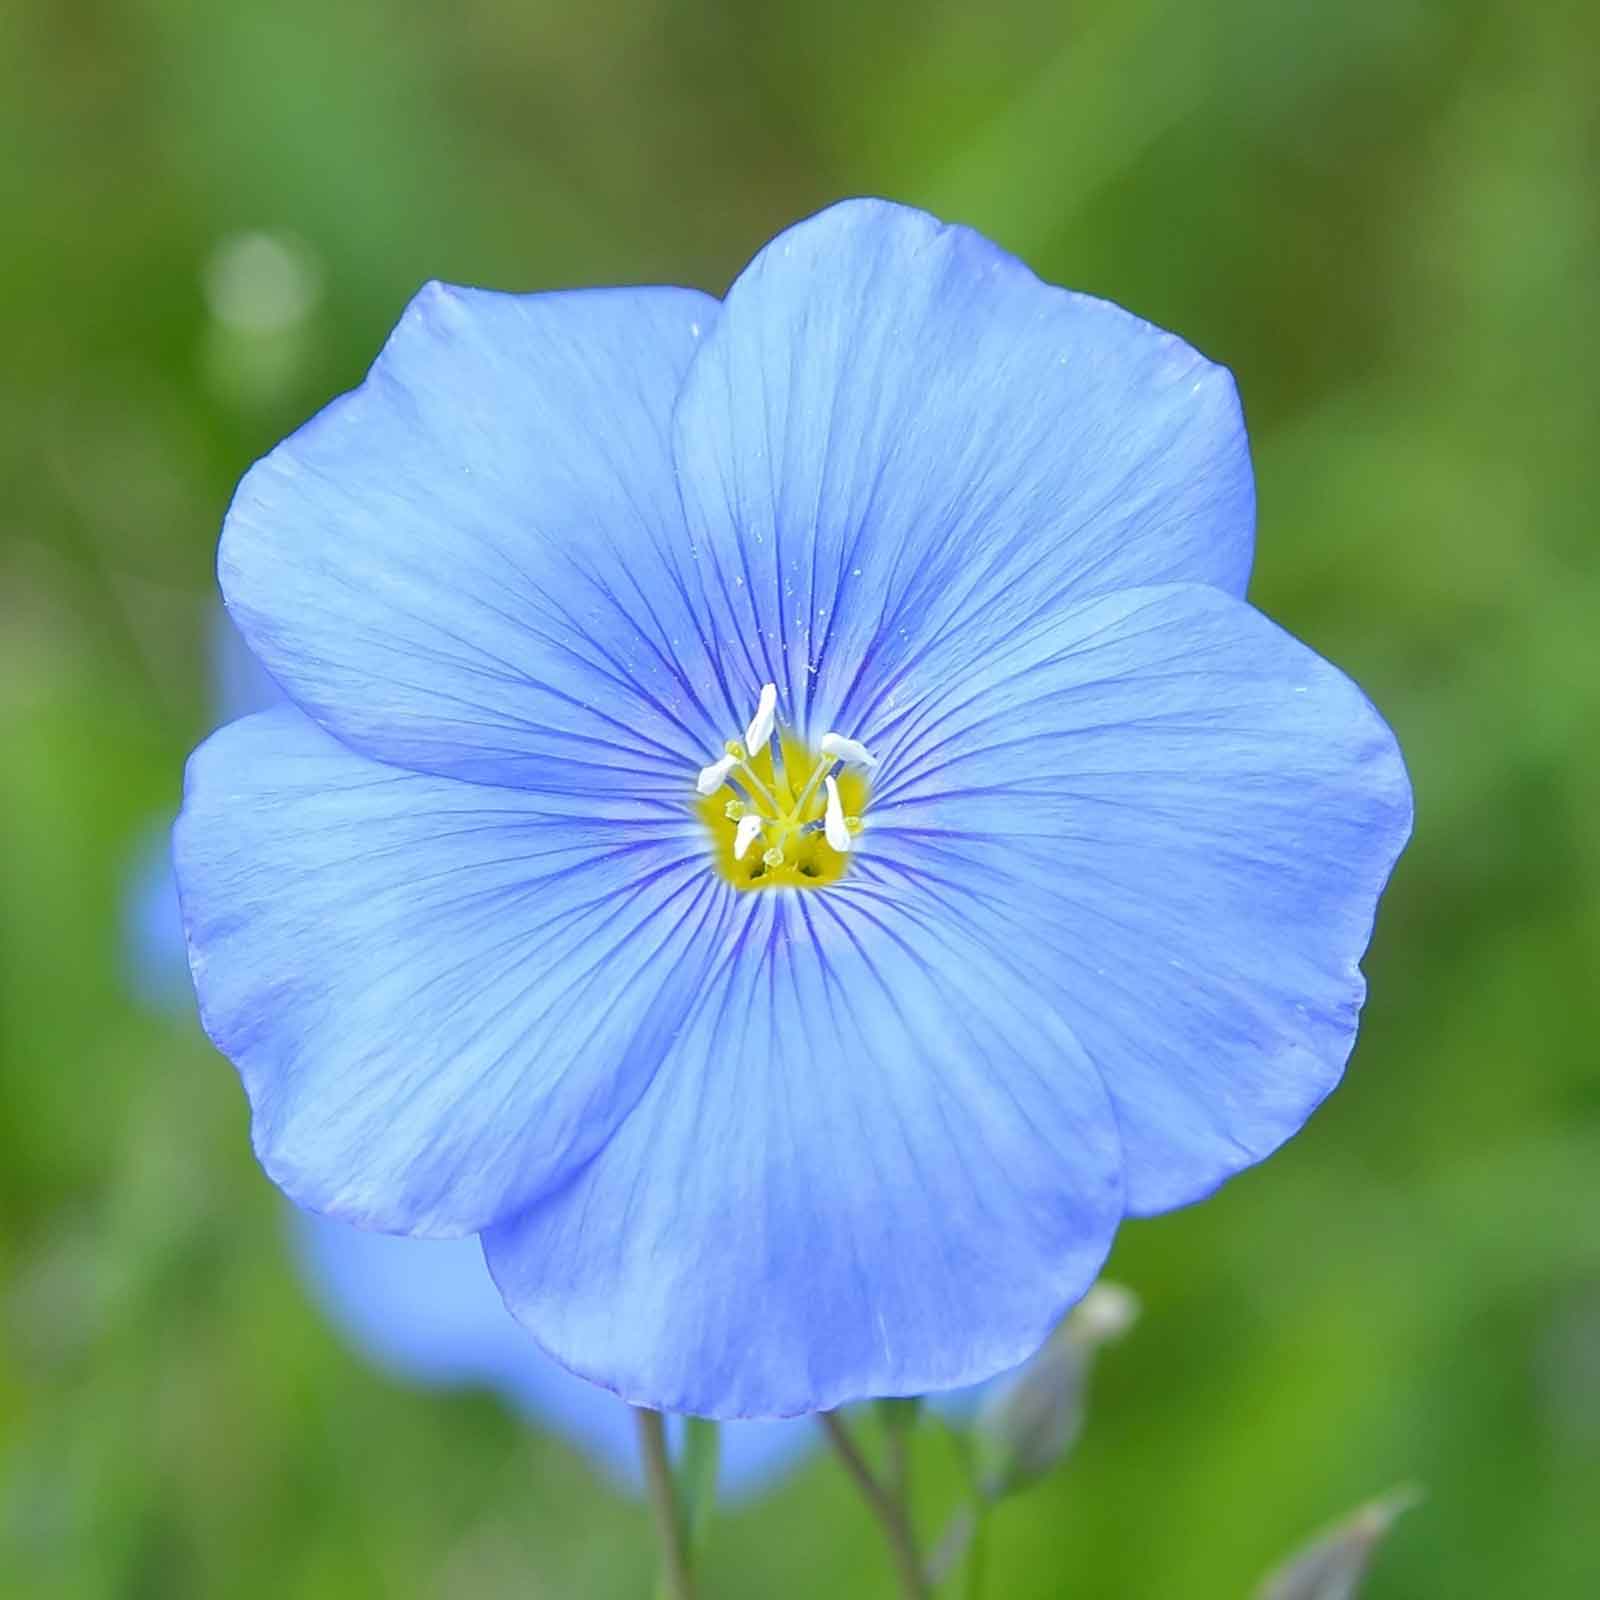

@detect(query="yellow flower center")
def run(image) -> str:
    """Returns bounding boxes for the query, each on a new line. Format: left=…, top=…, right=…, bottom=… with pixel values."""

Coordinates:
left=696, top=730, right=871, bottom=892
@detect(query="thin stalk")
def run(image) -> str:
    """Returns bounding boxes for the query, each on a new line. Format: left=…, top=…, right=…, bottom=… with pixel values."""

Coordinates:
left=636, top=1409, right=696, bottom=1600
left=788, top=754, right=835, bottom=821
left=818, top=1412, right=929, bottom=1599
left=926, top=1505, right=975, bottom=1586
left=926, top=1501, right=991, bottom=1597
left=963, top=1505, right=989, bottom=1600
left=887, top=1422, right=911, bottom=1504
left=734, top=759, right=783, bottom=817
left=768, top=737, right=797, bottom=810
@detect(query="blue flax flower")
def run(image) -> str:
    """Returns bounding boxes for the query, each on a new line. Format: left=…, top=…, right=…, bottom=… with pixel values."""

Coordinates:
left=175, top=199, right=1412, bottom=1419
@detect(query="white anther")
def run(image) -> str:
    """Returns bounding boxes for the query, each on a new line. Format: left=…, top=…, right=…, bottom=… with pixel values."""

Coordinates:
left=823, top=775, right=851, bottom=852
left=743, top=682, right=778, bottom=754
left=820, top=731, right=877, bottom=769
left=696, top=753, right=737, bottom=796
left=733, top=813, right=765, bottom=861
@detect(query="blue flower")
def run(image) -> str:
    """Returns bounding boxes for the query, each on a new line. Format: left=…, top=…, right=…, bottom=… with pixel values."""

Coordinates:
left=174, top=199, right=1412, bottom=1419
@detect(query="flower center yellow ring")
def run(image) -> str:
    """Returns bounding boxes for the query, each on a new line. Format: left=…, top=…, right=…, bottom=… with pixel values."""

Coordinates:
left=697, top=733, right=870, bottom=891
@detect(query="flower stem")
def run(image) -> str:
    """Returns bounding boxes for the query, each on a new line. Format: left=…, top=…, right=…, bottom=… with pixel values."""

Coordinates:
left=887, top=1421, right=911, bottom=1506
left=636, top=1408, right=696, bottom=1600
left=963, top=1505, right=989, bottom=1600
left=925, top=1501, right=991, bottom=1597
left=818, top=1411, right=929, bottom=1599
left=926, top=1505, right=972, bottom=1585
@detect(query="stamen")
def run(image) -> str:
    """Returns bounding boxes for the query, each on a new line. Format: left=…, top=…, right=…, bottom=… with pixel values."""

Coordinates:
left=820, top=732, right=877, bottom=769
left=733, top=813, right=765, bottom=861
left=744, top=682, right=778, bottom=754
left=696, top=752, right=738, bottom=796
left=692, top=695, right=874, bottom=890
left=823, top=775, right=851, bottom=852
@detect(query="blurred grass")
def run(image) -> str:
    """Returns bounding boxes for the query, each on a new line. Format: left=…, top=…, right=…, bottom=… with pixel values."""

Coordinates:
left=2, top=0, right=1597, bottom=1595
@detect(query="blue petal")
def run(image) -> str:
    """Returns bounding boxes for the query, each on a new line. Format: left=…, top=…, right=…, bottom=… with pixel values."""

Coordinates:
left=219, top=284, right=736, bottom=795
left=671, top=199, right=1254, bottom=742
left=173, top=704, right=725, bottom=1235
left=293, top=1213, right=814, bottom=1498
left=866, top=582, right=1413, bottom=1214
left=483, top=887, right=1125, bottom=1419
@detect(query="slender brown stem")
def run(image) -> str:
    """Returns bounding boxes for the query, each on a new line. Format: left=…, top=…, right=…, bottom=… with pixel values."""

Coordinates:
left=636, top=1408, right=696, bottom=1600
left=818, top=1412, right=930, bottom=1599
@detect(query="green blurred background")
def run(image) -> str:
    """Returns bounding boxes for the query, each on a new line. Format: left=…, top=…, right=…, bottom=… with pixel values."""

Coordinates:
left=3, top=0, right=1597, bottom=1594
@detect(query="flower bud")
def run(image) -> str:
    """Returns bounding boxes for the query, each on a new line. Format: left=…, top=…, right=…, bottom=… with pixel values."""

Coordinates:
left=1254, top=1486, right=1422, bottom=1600
left=973, top=1281, right=1139, bottom=1500
left=1068, top=1281, right=1139, bottom=1346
